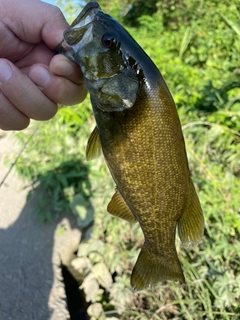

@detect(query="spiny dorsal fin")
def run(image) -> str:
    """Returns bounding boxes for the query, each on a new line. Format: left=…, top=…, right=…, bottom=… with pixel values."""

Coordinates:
left=86, top=126, right=102, bottom=160
left=177, top=180, right=204, bottom=248
left=107, top=190, right=136, bottom=223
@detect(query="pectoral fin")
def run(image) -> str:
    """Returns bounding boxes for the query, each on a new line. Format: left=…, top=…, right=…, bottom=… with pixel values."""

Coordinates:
left=177, top=181, right=204, bottom=248
left=107, top=190, right=136, bottom=223
left=86, top=126, right=102, bottom=160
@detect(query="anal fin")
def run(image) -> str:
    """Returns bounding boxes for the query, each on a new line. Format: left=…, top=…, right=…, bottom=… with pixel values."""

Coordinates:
left=178, top=180, right=204, bottom=248
left=86, top=126, right=102, bottom=160
left=107, top=190, right=136, bottom=223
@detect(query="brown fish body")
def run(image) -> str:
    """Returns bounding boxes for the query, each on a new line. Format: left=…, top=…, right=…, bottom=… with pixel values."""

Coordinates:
left=94, top=69, right=202, bottom=289
left=59, top=1, right=204, bottom=290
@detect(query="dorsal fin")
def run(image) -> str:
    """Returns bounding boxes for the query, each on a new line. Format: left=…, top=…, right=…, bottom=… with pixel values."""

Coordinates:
left=107, top=190, right=136, bottom=223
left=86, top=126, right=102, bottom=160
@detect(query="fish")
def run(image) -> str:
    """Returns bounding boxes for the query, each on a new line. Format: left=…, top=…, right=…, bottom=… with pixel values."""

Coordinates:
left=58, top=1, right=204, bottom=290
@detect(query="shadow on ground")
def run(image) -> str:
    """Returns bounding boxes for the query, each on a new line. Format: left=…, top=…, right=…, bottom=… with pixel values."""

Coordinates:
left=0, top=135, right=93, bottom=320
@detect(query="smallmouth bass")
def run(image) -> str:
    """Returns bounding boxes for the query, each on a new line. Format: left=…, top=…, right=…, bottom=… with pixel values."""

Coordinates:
left=58, top=1, right=204, bottom=290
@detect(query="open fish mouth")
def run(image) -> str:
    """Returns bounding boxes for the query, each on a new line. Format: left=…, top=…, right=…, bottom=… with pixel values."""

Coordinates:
left=71, top=1, right=100, bottom=29
left=62, top=2, right=100, bottom=48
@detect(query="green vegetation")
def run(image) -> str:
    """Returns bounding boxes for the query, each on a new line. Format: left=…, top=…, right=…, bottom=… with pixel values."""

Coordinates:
left=7, top=0, right=240, bottom=318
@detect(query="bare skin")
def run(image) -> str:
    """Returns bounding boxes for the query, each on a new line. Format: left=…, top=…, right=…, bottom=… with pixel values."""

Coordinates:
left=0, top=0, right=87, bottom=130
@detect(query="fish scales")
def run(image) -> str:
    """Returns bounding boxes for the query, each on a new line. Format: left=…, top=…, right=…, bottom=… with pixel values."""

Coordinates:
left=59, top=1, right=204, bottom=290
left=96, top=82, right=188, bottom=279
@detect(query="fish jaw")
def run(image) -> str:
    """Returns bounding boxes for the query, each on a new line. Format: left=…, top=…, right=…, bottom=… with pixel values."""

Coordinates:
left=59, top=3, right=100, bottom=69
left=70, top=2, right=100, bottom=29
left=59, top=4, right=142, bottom=111
left=59, top=1, right=123, bottom=82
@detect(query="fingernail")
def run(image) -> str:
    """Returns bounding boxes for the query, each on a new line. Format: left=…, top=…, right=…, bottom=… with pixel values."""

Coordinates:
left=0, top=60, right=13, bottom=83
left=29, top=66, right=51, bottom=88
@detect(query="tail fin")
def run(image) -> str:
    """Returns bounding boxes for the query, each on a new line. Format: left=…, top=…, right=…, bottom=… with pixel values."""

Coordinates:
left=130, top=246, right=185, bottom=290
left=178, top=181, right=204, bottom=248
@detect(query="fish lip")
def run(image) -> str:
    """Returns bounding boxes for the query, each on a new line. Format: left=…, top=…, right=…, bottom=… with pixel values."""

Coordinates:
left=71, top=1, right=100, bottom=29
left=62, top=2, right=100, bottom=48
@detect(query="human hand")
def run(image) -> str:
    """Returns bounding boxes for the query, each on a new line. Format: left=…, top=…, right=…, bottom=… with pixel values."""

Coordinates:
left=0, top=0, right=87, bottom=130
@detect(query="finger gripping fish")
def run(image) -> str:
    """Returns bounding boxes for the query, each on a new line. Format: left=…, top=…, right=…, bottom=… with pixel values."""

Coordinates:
left=59, top=1, right=204, bottom=290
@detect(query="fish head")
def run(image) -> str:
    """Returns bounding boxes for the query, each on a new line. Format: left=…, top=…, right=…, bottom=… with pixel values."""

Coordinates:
left=59, top=1, right=141, bottom=111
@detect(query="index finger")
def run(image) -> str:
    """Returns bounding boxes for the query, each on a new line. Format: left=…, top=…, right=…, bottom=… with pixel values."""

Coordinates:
left=0, top=0, right=68, bottom=48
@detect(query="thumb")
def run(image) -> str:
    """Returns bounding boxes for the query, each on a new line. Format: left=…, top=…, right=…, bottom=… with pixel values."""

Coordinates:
left=49, top=54, right=84, bottom=84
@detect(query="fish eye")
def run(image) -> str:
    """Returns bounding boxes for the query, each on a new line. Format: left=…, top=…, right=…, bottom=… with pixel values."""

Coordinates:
left=101, top=32, right=117, bottom=49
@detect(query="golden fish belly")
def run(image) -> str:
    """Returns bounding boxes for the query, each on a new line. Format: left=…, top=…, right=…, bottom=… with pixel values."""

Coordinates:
left=94, top=83, right=192, bottom=287
left=93, top=76, right=204, bottom=290
left=102, top=84, right=190, bottom=238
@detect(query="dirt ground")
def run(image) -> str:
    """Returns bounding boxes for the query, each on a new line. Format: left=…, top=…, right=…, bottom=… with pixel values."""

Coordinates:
left=0, top=131, right=81, bottom=320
